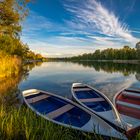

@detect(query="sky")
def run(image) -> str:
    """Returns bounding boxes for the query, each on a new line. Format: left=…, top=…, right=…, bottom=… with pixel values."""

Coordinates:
left=21, top=0, right=140, bottom=57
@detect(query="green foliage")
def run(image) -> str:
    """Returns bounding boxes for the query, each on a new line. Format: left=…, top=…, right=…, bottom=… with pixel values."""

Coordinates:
left=0, top=0, right=44, bottom=60
left=0, top=0, right=30, bottom=38
left=136, top=42, right=140, bottom=59
left=25, top=51, right=45, bottom=61
left=70, top=45, right=139, bottom=60
left=0, top=36, right=29, bottom=57
left=0, top=0, right=30, bottom=58
left=136, top=42, right=140, bottom=50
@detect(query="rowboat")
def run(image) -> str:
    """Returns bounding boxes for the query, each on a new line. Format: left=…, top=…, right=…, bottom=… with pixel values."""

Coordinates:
left=22, top=89, right=127, bottom=139
left=113, top=87, right=140, bottom=132
left=71, top=83, right=126, bottom=130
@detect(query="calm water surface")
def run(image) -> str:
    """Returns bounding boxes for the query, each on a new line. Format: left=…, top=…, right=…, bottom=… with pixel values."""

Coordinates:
left=19, top=61, right=140, bottom=101
left=0, top=61, right=139, bottom=126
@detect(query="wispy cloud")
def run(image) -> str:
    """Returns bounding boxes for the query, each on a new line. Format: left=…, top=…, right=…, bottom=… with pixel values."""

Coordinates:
left=21, top=1, right=139, bottom=57
left=29, top=37, right=94, bottom=57
left=64, top=0, right=138, bottom=44
left=21, top=11, right=99, bottom=57
left=131, top=30, right=140, bottom=34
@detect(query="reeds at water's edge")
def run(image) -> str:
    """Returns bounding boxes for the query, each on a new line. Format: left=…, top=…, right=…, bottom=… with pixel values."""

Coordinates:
left=0, top=53, right=22, bottom=78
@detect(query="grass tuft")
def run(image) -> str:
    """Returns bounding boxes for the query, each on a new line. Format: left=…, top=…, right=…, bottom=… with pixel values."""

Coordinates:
left=0, top=52, right=22, bottom=78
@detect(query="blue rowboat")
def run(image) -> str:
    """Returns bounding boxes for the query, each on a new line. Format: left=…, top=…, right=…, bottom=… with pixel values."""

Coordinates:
left=22, top=89, right=127, bottom=139
left=71, top=83, right=126, bottom=130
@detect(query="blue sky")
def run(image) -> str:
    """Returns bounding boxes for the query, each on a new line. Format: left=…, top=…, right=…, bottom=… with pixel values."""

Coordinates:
left=21, top=0, right=140, bottom=57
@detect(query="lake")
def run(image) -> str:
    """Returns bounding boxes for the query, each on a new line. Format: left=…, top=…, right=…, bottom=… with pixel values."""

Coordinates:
left=0, top=61, right=140, bottom=127
left=19, top=61, right=140, bottom=101
left=19, top=62, right=140, bottom=100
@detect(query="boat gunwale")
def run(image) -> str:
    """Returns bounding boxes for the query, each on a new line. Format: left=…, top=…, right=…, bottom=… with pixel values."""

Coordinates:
left=71, top=83, right=130, bottom=135
left=22, top=89, right=114, bottom=133
left=72, top=83, right=122, bottom=123
left=113, top=87, right=140, bottom=129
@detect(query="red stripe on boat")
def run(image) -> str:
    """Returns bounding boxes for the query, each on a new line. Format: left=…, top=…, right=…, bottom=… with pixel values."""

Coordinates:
left=122, top=94, right=140, bottom=99
left=116, top=104, right=140, bottom=119
left=117, top=93, right=140, bottom=106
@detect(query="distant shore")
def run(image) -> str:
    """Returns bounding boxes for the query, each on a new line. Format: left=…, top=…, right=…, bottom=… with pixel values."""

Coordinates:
left=47, top=59, right=140, bottom=64
left=75, top=60, right=140, bottom=64
left=24, top=59, right=45, bottom=64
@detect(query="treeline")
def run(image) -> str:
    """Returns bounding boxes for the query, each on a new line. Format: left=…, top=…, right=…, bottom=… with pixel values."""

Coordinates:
left=0, top=0, right=45, bottom=61
left=0, top=35, right=45, bottom=61
left=69, top=44, right=140, bottom=61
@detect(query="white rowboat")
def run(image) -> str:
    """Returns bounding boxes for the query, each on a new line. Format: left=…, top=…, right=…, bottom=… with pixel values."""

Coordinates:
left=23, top=89, right=127, bottom=139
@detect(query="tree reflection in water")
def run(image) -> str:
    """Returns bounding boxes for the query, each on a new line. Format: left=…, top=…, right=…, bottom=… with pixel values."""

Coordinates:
left=0, top=61, right=43, bottom=107
left=72, top=61, right=140, bottom=79
left=1, top=61, right=139, bottom=107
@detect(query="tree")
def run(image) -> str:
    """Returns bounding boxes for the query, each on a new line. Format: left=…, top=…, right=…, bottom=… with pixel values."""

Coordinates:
left=136, top=42, right=140, bottom=59
left=136, top=42, right=140, bottom=49
left=36, top=54, right=43, bottom=60
left=0, top=0, right=30, bottom=38
left=70, top=46, right=138, bottom=60
left=94, top=50, right=100, bottom=59
left=0, top=0, right=31, bottom=58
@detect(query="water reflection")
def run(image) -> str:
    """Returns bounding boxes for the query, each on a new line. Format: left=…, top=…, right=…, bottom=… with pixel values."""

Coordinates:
left=19, top=62, right=140, bottom=101
left=72, top=61, right=140, bottom=77
left=0, top=61, right=140, bottom=106
left=136, top=73, right=140, bottom=81
left=1, top=61, right=139, bottom=129
left=0, top=61, right=43, bottom=106
left=0, top=75, right=21, bottom=106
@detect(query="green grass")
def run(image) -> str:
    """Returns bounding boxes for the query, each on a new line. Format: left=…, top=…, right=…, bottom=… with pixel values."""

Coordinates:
left=0, top=105, right=139, bottom=140
left=0, top=105, right=140, bottom=140
left=135, top=132, right=140, bottom=140
left=0, top=105, right=104, bottom=140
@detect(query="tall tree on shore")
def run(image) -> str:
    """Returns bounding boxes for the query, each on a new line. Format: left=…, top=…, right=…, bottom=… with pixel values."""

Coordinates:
left=136, top=42, right=140, bottom=59
left=0, top=0, right=30, bottom=57
left=136, top=42, right=140, bottom=49
left=0, top=0, right=30, bottom=38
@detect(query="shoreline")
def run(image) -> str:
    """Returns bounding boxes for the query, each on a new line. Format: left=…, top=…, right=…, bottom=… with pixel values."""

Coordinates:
left=67, top=60, right=140, bottom=64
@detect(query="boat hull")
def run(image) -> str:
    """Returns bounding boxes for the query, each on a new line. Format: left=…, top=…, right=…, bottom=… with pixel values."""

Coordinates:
left=113, top=88, right=140, bottom=137
left=23, top=89, right=127, bottom=139
left=71, top=83, right=123, bottom=129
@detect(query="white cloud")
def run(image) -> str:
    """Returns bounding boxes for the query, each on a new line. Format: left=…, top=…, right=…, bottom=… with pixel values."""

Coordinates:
left=64, top=0, right=139, bottom=45
left=21, top=1, right=140, bottom=57
left=131, top=30, right=140, bottom=34
left=25, top=34, right=130, bottom=57
left=23, top=36, right=99, bottom=57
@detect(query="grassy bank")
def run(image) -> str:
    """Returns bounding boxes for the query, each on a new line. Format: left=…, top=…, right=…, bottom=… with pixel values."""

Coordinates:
left=0, top=105, right=104, bottom=140
left=0, top=104, right=140, bottom=140
left=0, top=52, right=22, bottom=78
